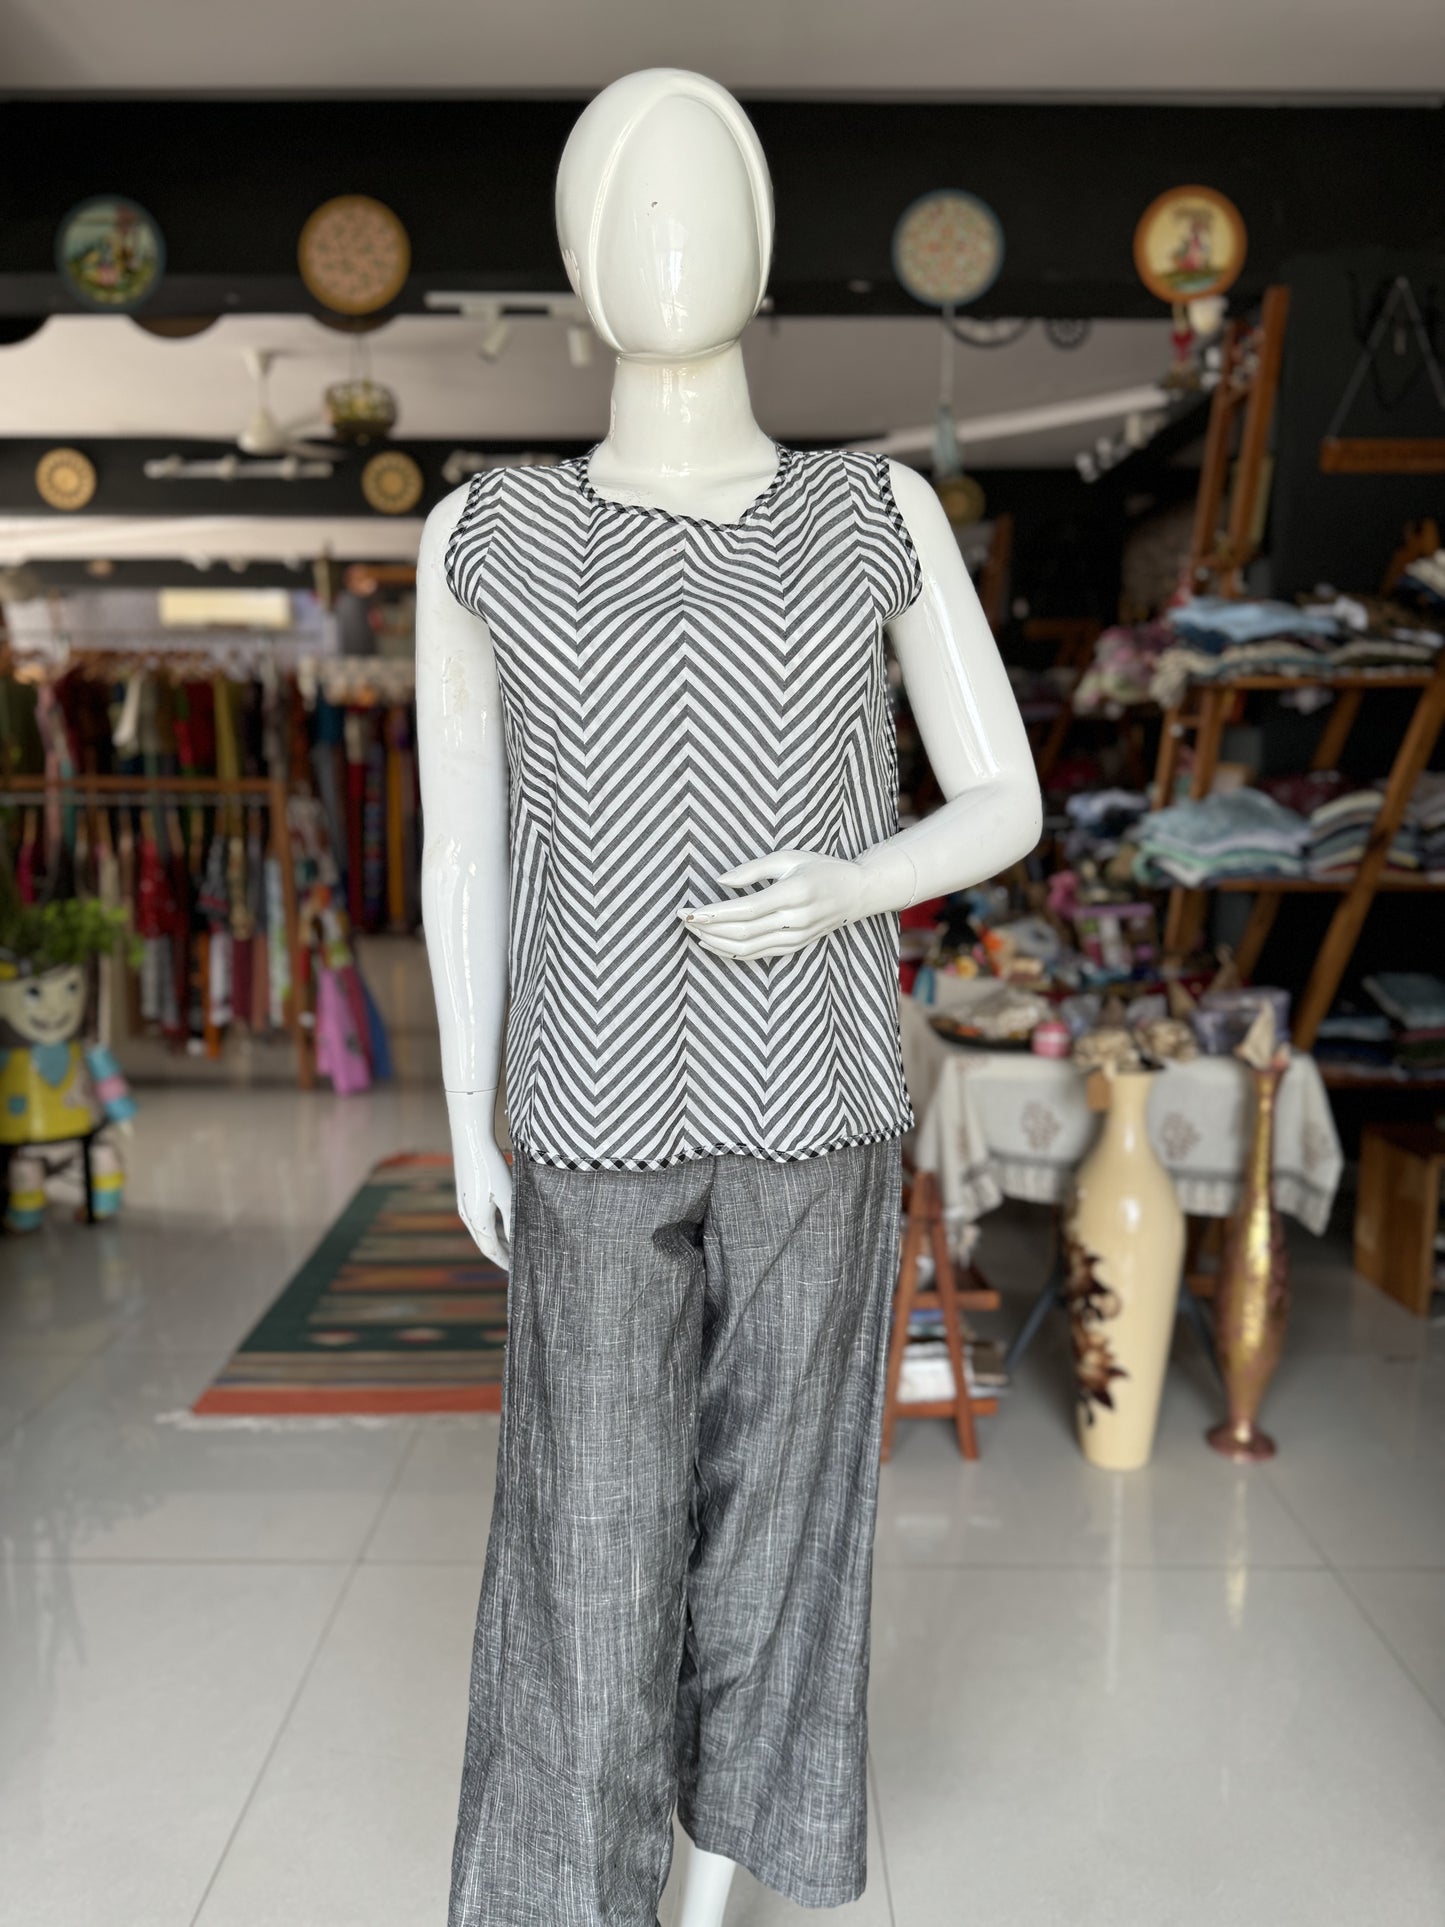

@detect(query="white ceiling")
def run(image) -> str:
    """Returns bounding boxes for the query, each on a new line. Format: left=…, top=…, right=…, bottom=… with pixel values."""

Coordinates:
left=0, top=312, right=1176, bottom=467
left=1, top=0, right=1441, bottom=94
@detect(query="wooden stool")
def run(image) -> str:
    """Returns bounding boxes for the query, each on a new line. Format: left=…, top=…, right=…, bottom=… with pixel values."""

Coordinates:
left=1356, top=1123, right=1445, bottom=1318
left=881, top=1169, right=1000, bottom=1462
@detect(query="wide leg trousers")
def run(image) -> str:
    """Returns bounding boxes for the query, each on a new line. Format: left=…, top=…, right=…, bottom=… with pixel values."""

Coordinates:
left=447, top=1137, right=902, bottom=1927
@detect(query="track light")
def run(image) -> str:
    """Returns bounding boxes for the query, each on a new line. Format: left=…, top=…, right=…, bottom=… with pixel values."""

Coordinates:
left=477, top=306, right=511, bottom=362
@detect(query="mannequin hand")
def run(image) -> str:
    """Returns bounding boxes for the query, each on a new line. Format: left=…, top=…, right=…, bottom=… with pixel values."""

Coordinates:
left=445, top=1088, right=513, bottom=1270
left=679, top=851, right=871, bottom=961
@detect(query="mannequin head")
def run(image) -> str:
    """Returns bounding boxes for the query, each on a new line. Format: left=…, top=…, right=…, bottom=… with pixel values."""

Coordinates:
left=556, top=70, right=773, bottom=360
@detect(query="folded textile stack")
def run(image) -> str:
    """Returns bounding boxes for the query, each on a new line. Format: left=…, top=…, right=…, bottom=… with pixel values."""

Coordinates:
left=1134, top=789, right=1310, bottom=888
left=1169, top=596, right=1347, bottom=651
left=1150, top=594, right=1444, bottom=709
left=1151, top=597, right=1346, bottom=707
left=1073, top=622, right=1169, bottom=716
left=1396, top=549, right=1445, bottom=619
left=1258, top=770, right=1345, bottom=818
left=1063, top=788, right=1149, bottom=866
left=1304, top=771, right=1445, bottom=877
left=1306, top=789, right=1410, bottom=875
left=1407, top=771, right=1445, bottom=874
left=1313, top=1009, right=1396, bottom=1073
left=1363, top=972, right=1445, bottom=1079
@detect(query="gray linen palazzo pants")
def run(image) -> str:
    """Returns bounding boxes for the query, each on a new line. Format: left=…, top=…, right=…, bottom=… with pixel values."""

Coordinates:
left=447, top=1137, right=902, bottom=1926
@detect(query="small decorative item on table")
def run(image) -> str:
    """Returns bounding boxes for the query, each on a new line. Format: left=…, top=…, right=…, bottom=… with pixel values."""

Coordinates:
left=1206, top=1006, right=1291, bottom=1461
left=1031, top=1015, right=1071, bottom=1059
left=1065, top=1059, right=1185, bottom=1470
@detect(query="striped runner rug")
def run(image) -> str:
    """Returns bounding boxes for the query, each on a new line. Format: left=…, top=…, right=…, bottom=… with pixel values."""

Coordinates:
left=192, top=1153, right=508, bottom=1416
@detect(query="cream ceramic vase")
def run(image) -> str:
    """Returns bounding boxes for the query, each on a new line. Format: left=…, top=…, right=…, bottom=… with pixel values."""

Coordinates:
left=1065, top=1068, right=1185, bottom=1471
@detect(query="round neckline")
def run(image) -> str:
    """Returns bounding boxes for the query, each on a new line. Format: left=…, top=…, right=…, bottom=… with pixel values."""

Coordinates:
left=572, top=441, right=793, bottom=530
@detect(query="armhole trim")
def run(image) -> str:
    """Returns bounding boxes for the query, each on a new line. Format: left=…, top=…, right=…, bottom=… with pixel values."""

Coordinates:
left=876, top=457, right=924, bottom=615
left=443, top=469, right=498, bottom=613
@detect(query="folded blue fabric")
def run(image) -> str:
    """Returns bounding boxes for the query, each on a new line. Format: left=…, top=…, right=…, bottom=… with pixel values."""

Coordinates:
left=1140, top=789, right=1311, bottom=857
left=1168, top=596, right=1346, bottom=650
left=1365, top=973, right=1445, bottom=1029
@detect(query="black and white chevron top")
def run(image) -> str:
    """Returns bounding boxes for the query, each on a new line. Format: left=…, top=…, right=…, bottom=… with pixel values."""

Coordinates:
left=444, top=445, right=922, bottom=1171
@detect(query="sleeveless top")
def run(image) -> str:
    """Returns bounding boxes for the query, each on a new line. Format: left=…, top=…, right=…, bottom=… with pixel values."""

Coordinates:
left=444, top=445, right=922, bottom=1172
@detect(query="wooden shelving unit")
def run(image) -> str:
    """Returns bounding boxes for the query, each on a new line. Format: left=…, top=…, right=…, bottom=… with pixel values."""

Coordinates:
left=881, top=1170, right=999, bottom=1463
left=1147, top=277, right=1445, bottom=1053
left=1153, top=650, right=1445, bottom=1050
left=1189, top=285, right=1292, bottom=597
left=1211, top=872, right=1445, bottom=893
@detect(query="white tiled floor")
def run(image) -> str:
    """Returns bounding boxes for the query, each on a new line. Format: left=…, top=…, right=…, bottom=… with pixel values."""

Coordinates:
left=2, top=938, right=1443, bottom=1925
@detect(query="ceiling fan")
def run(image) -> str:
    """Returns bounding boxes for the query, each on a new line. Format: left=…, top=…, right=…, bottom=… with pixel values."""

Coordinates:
left=144, top=345, right=402, bottom=484
left=235, top=347, right=342, bottom=462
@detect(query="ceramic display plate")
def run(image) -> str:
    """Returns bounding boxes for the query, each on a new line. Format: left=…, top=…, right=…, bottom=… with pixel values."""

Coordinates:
left=893, top=190, right=1005, bottom=309
left=298, top=195, right=411, bottom=316
left=35, top=447, right=98, bottom=511
left=1133, top=186, right=1247, bottom=305
left=56, top=196, right=164, bottom=312
left=361, top=450, right=424, bottom=515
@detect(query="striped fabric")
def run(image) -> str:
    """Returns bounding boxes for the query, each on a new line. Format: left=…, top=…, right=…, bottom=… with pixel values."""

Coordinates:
left=444, top=445, right=921, bottom=1171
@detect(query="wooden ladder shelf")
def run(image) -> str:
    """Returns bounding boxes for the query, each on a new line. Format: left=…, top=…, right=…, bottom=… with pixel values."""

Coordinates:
left=881, top=1169, right=1000, bottom=1462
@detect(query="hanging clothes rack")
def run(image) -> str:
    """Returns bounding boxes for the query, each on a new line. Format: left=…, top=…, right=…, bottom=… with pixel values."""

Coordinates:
left=0, top=773, right=314, bottom=1090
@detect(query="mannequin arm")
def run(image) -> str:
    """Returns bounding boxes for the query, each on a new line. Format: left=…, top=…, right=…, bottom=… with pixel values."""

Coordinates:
left=415, top=486, right=514, bottom=1265
left=683, top=460, right=1040, bottom=959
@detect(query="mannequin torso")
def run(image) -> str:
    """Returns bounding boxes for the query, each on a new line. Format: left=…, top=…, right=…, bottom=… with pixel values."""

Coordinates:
left=418, top=69, right=1040, bottom=1927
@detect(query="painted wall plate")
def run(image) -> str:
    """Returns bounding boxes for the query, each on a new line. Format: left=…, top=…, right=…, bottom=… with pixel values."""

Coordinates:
left=35, top=447, right=98, bottom=511
left=893, top=190, right=1005, bottom=309
left=299, top=195, right=411, bottom=316
left=56, top=196, right=164, bottom=312
left=1133, top=186, right=1247, bottom=305
left=361, top=450, right=424, bottom=515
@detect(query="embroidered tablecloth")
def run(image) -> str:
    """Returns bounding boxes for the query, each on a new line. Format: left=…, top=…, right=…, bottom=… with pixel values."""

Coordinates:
left=900, top=993, right=1343, bottom=1235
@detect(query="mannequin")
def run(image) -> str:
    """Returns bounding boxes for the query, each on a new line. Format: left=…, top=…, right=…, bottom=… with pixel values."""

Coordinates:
left=418, top=70, right=1039, bottom=1927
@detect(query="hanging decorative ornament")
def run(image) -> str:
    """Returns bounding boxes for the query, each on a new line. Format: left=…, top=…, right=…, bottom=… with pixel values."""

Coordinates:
left=893, top=192, right=1002, bottom=527
left=1134, top=186, right=1247, bottom=391
left=892, top=189, right=1005, bottom=310
left=35, top=447, right=98, bottom=511
left=55, top=196, right=165, bottom=312
left=934, top=469, right=986, bottom=529
left=327, top=378, right=398, bottom=445
left=930, top=351, right=984, bottom=528
left=326, top=335, right=398, bottom=445
left=361, top=449, right=424, bottom=515
left=298, top=195, right=411, bottom=317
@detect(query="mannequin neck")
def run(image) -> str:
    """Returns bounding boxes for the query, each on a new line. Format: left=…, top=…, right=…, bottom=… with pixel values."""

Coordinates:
left=595, top=342, right=775, bottom=492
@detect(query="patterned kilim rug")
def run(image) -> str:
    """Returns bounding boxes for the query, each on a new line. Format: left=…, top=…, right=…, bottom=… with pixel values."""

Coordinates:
left=191, top=1153, right=509, bottom=1417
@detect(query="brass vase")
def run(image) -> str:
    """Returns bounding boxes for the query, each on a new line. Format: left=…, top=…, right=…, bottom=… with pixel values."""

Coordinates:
left=1207, top=1026, right=1291, bottom=1462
